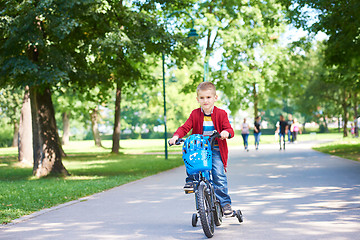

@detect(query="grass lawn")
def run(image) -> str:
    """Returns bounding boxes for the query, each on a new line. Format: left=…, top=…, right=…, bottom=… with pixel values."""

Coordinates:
left=0, top=132, right=344, bottom=224
left=313, top=138, right=360, bottom=162
left=0, top=149, right=183, bottom=224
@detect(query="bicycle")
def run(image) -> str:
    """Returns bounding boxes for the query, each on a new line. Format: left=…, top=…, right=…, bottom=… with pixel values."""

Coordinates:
left=169, top=131, right=243, bottom=238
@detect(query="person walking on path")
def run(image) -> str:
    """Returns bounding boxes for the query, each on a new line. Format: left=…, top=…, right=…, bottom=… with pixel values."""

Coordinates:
left=168, top=81, right=235, bottom=217
left=350, top=122, right=355, bottom=137
left=241, top=118, right=250, bottom=151
left=290, top=118, right=302, bottom=143
left=254, top=116, right=261, bottom=150
left=276, top=115, right=288, bottom=150
left=287, top=114, right=293, bottom=143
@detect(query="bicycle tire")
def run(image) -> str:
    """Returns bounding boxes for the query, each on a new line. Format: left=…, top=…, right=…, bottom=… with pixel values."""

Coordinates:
left=213, top=201, right=222, bottom=226
left=197, top=182, right=215, bottom=238
left=192, top=213, right=198, bottom=227
left=236, top=209, right=244, bottom=223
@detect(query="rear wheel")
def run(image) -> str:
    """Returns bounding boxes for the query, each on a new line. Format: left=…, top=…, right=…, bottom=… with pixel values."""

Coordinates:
left=214, top=201, right=222, bottom=226
left=192, top=213, right=198, bottom=227
left=236, top=210, right=244, bottom=223
left=197, top=182, right=215, bottom=238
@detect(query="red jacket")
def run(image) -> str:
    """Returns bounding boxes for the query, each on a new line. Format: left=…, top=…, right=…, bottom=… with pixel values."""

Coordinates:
left=173, top=106, right=234, bottom=169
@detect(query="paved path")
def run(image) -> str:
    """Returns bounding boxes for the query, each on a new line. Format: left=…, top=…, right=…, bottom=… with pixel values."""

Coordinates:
left=1, top=141, right=360, bottom=240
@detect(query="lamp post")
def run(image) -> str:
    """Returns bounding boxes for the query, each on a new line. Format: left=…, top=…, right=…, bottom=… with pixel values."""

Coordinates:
left=203, top=60, right=209, bottom=82
left=163, top=11, right=198, bottom=159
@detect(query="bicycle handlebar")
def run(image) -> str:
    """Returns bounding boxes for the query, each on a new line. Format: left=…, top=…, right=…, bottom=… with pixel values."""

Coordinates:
left=209, top=131, right=221, bottom=150
left=168, top=138, right=185, bottom=146
left=168, top=130, right=221, bottom=149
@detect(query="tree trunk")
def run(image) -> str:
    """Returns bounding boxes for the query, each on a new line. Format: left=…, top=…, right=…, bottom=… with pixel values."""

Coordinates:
left=30, top=86, right=69, bottom=177
left=112, top=83, right=122, bottom=153
left=253, top=82, right=258, bottom=119
left=354, top=92, right=359, bottom=137
left=62, top=112, right=70, bottom=145
left=90, top=106, right=102, bottom=147
left=342, top=89, right=349, bottom=137
left=323, top=114, right=329, bottom=133
left=18, top=86, right=33, bottom=166
left=12, top=121, right=19, bottom=147
left=302, top=121, right=306, bottom=133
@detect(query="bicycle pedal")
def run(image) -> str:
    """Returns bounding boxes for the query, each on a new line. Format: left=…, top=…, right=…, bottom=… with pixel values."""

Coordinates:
left=185, top=190, right=194, bottom=194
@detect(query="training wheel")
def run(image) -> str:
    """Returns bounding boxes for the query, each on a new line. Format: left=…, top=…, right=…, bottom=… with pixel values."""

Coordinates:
left=235, top=210, right=243, bottom=223
left=192, top=213, right=198, bottom=227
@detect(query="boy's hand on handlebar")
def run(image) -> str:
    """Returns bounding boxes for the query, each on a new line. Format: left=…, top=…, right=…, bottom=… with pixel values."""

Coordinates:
left=220, top=130, right=230, bottom=140
left=168, top=136, right=179, bottom=146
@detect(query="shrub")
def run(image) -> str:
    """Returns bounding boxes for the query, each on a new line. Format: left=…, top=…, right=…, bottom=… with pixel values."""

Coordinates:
left=0, top=126, right=13, bottom=147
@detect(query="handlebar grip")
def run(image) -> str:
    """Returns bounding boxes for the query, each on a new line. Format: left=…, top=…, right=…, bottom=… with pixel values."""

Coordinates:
left=209, top=130, right=221, bottom=150
left=168, top=138, right=184, bottom=146
left=211, top=130, right=221, bottom=138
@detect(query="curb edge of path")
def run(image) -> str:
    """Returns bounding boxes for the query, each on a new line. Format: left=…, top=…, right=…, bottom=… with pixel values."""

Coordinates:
left=0, top=165, right=184, bottom=229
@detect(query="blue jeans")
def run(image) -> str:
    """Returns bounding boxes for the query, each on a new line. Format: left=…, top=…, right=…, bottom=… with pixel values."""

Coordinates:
left=241, top=133, right=249, bottom=149
left=287, top=130, right=292, bottom=142
left=254, top=132, right=261, bottom=147
left=279, top=133, right=286, bottom=146
left=186, top=150, right=231, bottom=207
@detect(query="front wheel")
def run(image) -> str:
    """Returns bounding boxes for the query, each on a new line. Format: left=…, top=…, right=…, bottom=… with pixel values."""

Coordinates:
left=235, top=210, right=244, bottom=223
left=197, top=182, right=215, bottom=238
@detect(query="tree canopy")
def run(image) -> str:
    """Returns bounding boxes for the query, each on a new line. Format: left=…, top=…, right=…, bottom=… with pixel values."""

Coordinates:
left=0, top=0, right=359, bottom=176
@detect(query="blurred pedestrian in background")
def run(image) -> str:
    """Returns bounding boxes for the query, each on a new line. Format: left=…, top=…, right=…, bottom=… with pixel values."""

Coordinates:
left=291, top=118, right=302, bottom=143
left=241, top=118, right=250, bottom=151
left=254, top=116, right=261, bottom=150
left=276, top=115, right=288, bottom=150
left=287, top=114, right=293, bottom=143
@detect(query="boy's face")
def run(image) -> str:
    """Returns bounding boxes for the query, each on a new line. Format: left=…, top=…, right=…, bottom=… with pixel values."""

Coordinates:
left=196, top=89, right=217, bottom=113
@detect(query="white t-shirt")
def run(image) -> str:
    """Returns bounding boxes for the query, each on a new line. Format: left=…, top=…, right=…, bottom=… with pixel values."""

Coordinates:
left=241, top=122, right=250, bottom=134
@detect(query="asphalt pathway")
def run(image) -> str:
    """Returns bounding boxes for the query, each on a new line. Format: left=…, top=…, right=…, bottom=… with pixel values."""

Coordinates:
left=1, top=141, right=360, bottom=240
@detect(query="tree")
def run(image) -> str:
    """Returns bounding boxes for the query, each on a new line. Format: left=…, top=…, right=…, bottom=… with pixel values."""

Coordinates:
left=52, top=89, right=89, bottom=145
left=280, top=0, right=360, bottom=66
left=30, top=86, right=69, bottom=176
left=214, top=0, right=287, bottom=119
left=0, top=87, right=22, bottom=147
left=173, top=1, right=289, bottom=121
left=0, top=0, right=111, bottom=176
left=279, top=0, right=360, bottom=135
left=18, top=86, right=33, bottom=166
left=88, top=1, right=200, bottom=153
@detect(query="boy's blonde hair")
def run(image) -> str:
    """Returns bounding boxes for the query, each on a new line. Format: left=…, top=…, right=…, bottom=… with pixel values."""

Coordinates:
left=196, top=82, right=216, bottom=95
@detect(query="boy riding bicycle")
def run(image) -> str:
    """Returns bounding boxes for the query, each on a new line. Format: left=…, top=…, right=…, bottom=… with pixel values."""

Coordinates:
left=168, top=82, right=234, bottom=217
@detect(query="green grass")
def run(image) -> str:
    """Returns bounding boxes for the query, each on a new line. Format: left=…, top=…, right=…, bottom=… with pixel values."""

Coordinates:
left=0, top=150, right=183, bottom=224
left=313, top=138, right=360, bottom=162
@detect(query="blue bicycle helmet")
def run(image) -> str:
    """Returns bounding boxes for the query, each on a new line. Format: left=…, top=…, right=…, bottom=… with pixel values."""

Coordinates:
left=182, top=134, right=212, bottom=174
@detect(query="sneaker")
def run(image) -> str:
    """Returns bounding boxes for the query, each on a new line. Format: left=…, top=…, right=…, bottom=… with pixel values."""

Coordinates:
left=223, top=204, right=233, bottom=217
left=183, top=182, right=194, bottom=192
